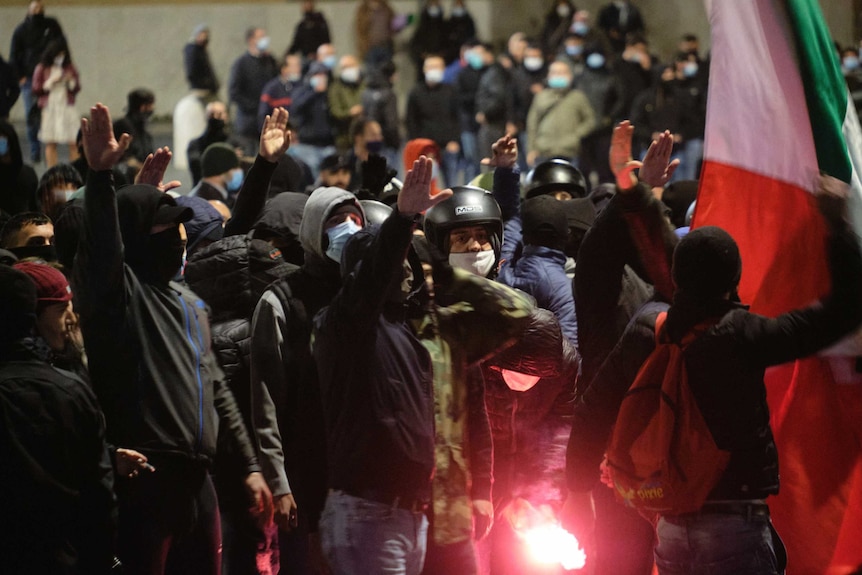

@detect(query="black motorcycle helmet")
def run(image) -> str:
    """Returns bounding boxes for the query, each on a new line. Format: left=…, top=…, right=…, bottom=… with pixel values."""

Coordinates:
left=524, top=159, right=588, bottom=199
left=423, top=185, right=504, bottom=263
left=359, top=199, right=393, bottom=227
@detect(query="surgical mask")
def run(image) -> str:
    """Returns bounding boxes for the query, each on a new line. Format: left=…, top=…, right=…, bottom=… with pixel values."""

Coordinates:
left=427, top=5, right=441, bottom=17
left=322, top=55, right=338, bottom=69
left=844, top=56, right=860, bottom=71
left=571, top=21, right=589, bottom=36
left=366, top=140, right=383, bottom=154
left=310, top=75, right=325, bottom=90
left=288, top=72, right=302, bottom=82
left=340, top=67, right=360, bottom=84
left=586, top=53, right=605, bottom=69
left=325, top=219, right=362, bottom=263
left=53, top=188, right=75, bottom=202
left=54, top=55, right=65, bottom=66
left=452, top=6, right=466, bottom=17
left=556, top=4, right=571, bottom=18
left=625, top=52, right=642, bottom=63
left=547, top=75, right=570, bottom=89
left=502, top=369, right=541, bottom=392
left=449, top=250, right=495, bottom=277
left=565, top=44, right=583, bottom=58
left=0, top=136, right=8, bottom=156
left=683, top=61, right=699, bottom=78
left=10, top=244, right=57, bottom=262
left=466, top=51, right=485, bottom=70
left=226, top=168, right=244, bottom=192
left=256, top=36, right=271, bottom=52
left=524, top=56, right=544, bottom=72
left=425, top=68, right=444, bottom=85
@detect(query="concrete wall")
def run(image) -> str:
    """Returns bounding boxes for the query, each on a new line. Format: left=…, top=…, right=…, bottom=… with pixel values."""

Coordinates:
left=0, top=0, right=855, bottom=122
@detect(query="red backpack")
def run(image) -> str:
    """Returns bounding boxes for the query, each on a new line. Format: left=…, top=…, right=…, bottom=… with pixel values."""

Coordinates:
left=605, top=312, right=731, bottom=516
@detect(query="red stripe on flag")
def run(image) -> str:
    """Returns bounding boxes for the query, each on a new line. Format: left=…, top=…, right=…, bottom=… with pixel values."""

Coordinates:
left=693, top=160, right=829, bottom=318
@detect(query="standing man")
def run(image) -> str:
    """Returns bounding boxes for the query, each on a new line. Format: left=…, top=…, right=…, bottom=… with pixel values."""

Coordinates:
left=9, top=0, right=65, bottom=163
left=76, top=103, right=271, bottom=575
left=313, top=157, right=450, bottom=574
left=289, top=0, right=332, bottom=61
left=112, top=88, right=157, bottom=180
left=183, top=24, right=219, bottom=98
left=229, top=27, right=278, bottom=156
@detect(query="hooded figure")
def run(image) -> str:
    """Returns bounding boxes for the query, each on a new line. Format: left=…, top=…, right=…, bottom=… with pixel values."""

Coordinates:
left=249, top=186, right=366, bottom=557
left=176, top=194, right=226, bottom=256
left=0, top=119, right=39, bottom=220
left=252, top=191, right=308, bottom=266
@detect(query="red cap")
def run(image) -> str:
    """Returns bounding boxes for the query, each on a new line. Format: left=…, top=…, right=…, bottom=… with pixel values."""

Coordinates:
left=13, top=261, right=72, bottom=308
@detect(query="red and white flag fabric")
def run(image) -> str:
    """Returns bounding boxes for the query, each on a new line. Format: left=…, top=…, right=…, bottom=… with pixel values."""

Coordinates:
left=696, top=0, right=862, bottom=572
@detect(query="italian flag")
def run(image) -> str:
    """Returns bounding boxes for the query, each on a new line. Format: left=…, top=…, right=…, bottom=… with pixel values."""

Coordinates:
left=695, top=0, right=862, bottom=572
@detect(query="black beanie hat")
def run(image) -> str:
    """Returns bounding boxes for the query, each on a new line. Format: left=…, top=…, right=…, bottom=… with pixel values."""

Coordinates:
left=0, top=265, right=38, bottom=343
left=672, top=226, right=741, bottom=300
left=522, top=195, right=570, bottom=251
left=201, top=143, right=240, bottom=178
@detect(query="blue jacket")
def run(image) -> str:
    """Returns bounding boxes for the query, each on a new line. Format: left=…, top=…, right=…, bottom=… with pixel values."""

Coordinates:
left=498, top=245, right=578, bottom=347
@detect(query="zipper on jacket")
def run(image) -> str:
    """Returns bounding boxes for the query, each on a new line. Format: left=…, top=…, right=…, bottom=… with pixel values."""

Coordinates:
left=178, top=294, right=205, bottom=452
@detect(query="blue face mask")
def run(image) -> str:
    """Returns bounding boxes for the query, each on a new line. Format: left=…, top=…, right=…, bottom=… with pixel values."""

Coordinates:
left=565, top=44, right=583, bottom=58
left=548, top=75, right=570, bottom=89
left=366, top=140, right=384, bottom=154
left=0, top=136, right=8, bottom=157
left=325, top=219, right=362, bottom=263
left=323, top=55, right=338, bottom=69
left=683, top=61, right=699, bottom=78
left=226, top=169, right=244, bottom=192
left=844, top=56, right=860, bottom=71
left=467, top=51, right=485, bottom=70
left=571, top=21, right=589, bottom=36
left=256, top=36, right=271, bottom=52
left=586, top=53, right=606, bottom=69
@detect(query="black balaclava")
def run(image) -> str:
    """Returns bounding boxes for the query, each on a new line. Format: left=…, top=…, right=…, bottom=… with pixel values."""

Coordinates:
left=117, top=185, right=191, bottom=285
left=522, top=195, right=570, bottom=252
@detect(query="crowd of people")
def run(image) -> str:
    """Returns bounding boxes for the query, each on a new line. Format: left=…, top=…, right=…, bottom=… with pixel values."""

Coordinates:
left=2, top=1, right=862, bottom=575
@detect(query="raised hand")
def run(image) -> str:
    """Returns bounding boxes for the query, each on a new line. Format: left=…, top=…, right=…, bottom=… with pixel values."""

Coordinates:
left=81, top=103, right=131, bottom=172
left=639, top=129, right=680, bottom=188
left=481, top=133, right=518, bottom=169
left=135, top=147, right=182, bottom=193
left=609, top=120, right=642, bottom=191
left=397, top=155, right=453, bottom=216
left=260, top=107, right=291, bottom=163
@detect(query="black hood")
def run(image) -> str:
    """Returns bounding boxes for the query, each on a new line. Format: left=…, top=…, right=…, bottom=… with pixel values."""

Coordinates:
left=253, top=192, right=308, bottom=265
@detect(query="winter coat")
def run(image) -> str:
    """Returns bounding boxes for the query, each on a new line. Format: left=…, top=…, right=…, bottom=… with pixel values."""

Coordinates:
left=406, top=82, right=460, bottom=149
left=527, top=87, right=596, bottom=159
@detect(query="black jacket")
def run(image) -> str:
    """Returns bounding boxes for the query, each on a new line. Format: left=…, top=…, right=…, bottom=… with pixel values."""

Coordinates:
left=406, top=81, right=460, bottom=148
left=313, top=212, right=435, bottom=500
left=75, top=171, right=259, bottom=474
left=289, top=11, right=331, bottom=58
left=228, top=52, right=278, bottom=137
left=184, top=42, right=219, bottom=92
left=113, top=114, right=154, bottom=165
left=0, top=340, right=116, bottom=575
left=567, top=186, right=862, bottom=502
left=9, top=13, right=65, bottom=80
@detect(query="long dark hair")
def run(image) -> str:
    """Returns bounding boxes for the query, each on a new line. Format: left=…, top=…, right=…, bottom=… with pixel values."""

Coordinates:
left=39, top=39, right=71, bottom=68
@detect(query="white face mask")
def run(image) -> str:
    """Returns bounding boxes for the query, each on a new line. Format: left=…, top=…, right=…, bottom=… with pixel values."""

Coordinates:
left=449, top=250, right=495, bottom=277
left=54, top=55, right=65, bottom=66
left=524, top=56, right=544, bottom=72
left=340, top=67, right=360, bottom=84
left=425, top=68, right=444, bottom=85
left=502, top=369, right=541, bottom=391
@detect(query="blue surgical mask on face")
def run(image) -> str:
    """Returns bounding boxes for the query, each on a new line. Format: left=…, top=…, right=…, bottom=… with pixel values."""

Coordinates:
left=565, top=44, right=583, bottom=58
left=226, top=169, right=244, bottom=192
left=548, top=75, right=570, bottom=89
left=256, top=36, right=271, bottom=52
left=586, top=52, right=606, bottom=69
left=571, top=21, right=589, bottom=36
left=844, top=56, right=860, bottom=71
left=452, top=6, right=466, bottom=17
left=0, top=136, right=8, bottom=156
left=366, top=141, right=383, bottom=154
left=683, top=61, right=699, bottom=78
left=323, top=55, right=338, bottom=69
left=467, top=51, right=485, bottom=70
left=325, top=219, right=362, bottom=263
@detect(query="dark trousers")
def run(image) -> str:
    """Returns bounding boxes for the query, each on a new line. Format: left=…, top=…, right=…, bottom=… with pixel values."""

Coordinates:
left=116, top=461, right=221, bottom=575
left=580, top=129, right=614, bottom=185
left=592, top=485, right=656, bottom=575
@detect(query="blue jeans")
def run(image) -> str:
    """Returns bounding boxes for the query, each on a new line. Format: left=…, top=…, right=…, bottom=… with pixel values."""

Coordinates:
left=288, top=143, right=337, bottom=180
left=655, top=511, right=785, bottom=575
left=21, top=79, right=41, bottom=161
left=319, top=490, right=428, bottom=575
left=460, top=131, right=480, bottom=183
left=676, top=138, right=704, bottom=181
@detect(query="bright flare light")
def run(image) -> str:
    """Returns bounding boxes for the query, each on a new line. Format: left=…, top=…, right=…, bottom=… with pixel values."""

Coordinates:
left=523, top=523, right=587, bottom=571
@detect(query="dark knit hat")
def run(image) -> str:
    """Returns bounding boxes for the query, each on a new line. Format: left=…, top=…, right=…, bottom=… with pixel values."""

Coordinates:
left=13, top=261, right=72, bottom=310
left=672, top=226, right=741, bottom=300
left=0, top=265, right=38, bottom=342
left=201, top=143, right=240, bottom=178
left=521, top=195, right=569, bottom=251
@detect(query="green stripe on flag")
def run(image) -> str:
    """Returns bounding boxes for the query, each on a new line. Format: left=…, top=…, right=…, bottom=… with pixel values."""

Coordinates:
left=785, top=0, right=852, bottom=183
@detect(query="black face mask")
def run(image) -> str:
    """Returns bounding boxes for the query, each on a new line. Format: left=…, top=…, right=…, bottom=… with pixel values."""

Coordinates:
left=207, top=118, right=226, bottom=133
left=146, top=227, right=184, bottom=284
left=9, top=244, right=57, bottom=262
